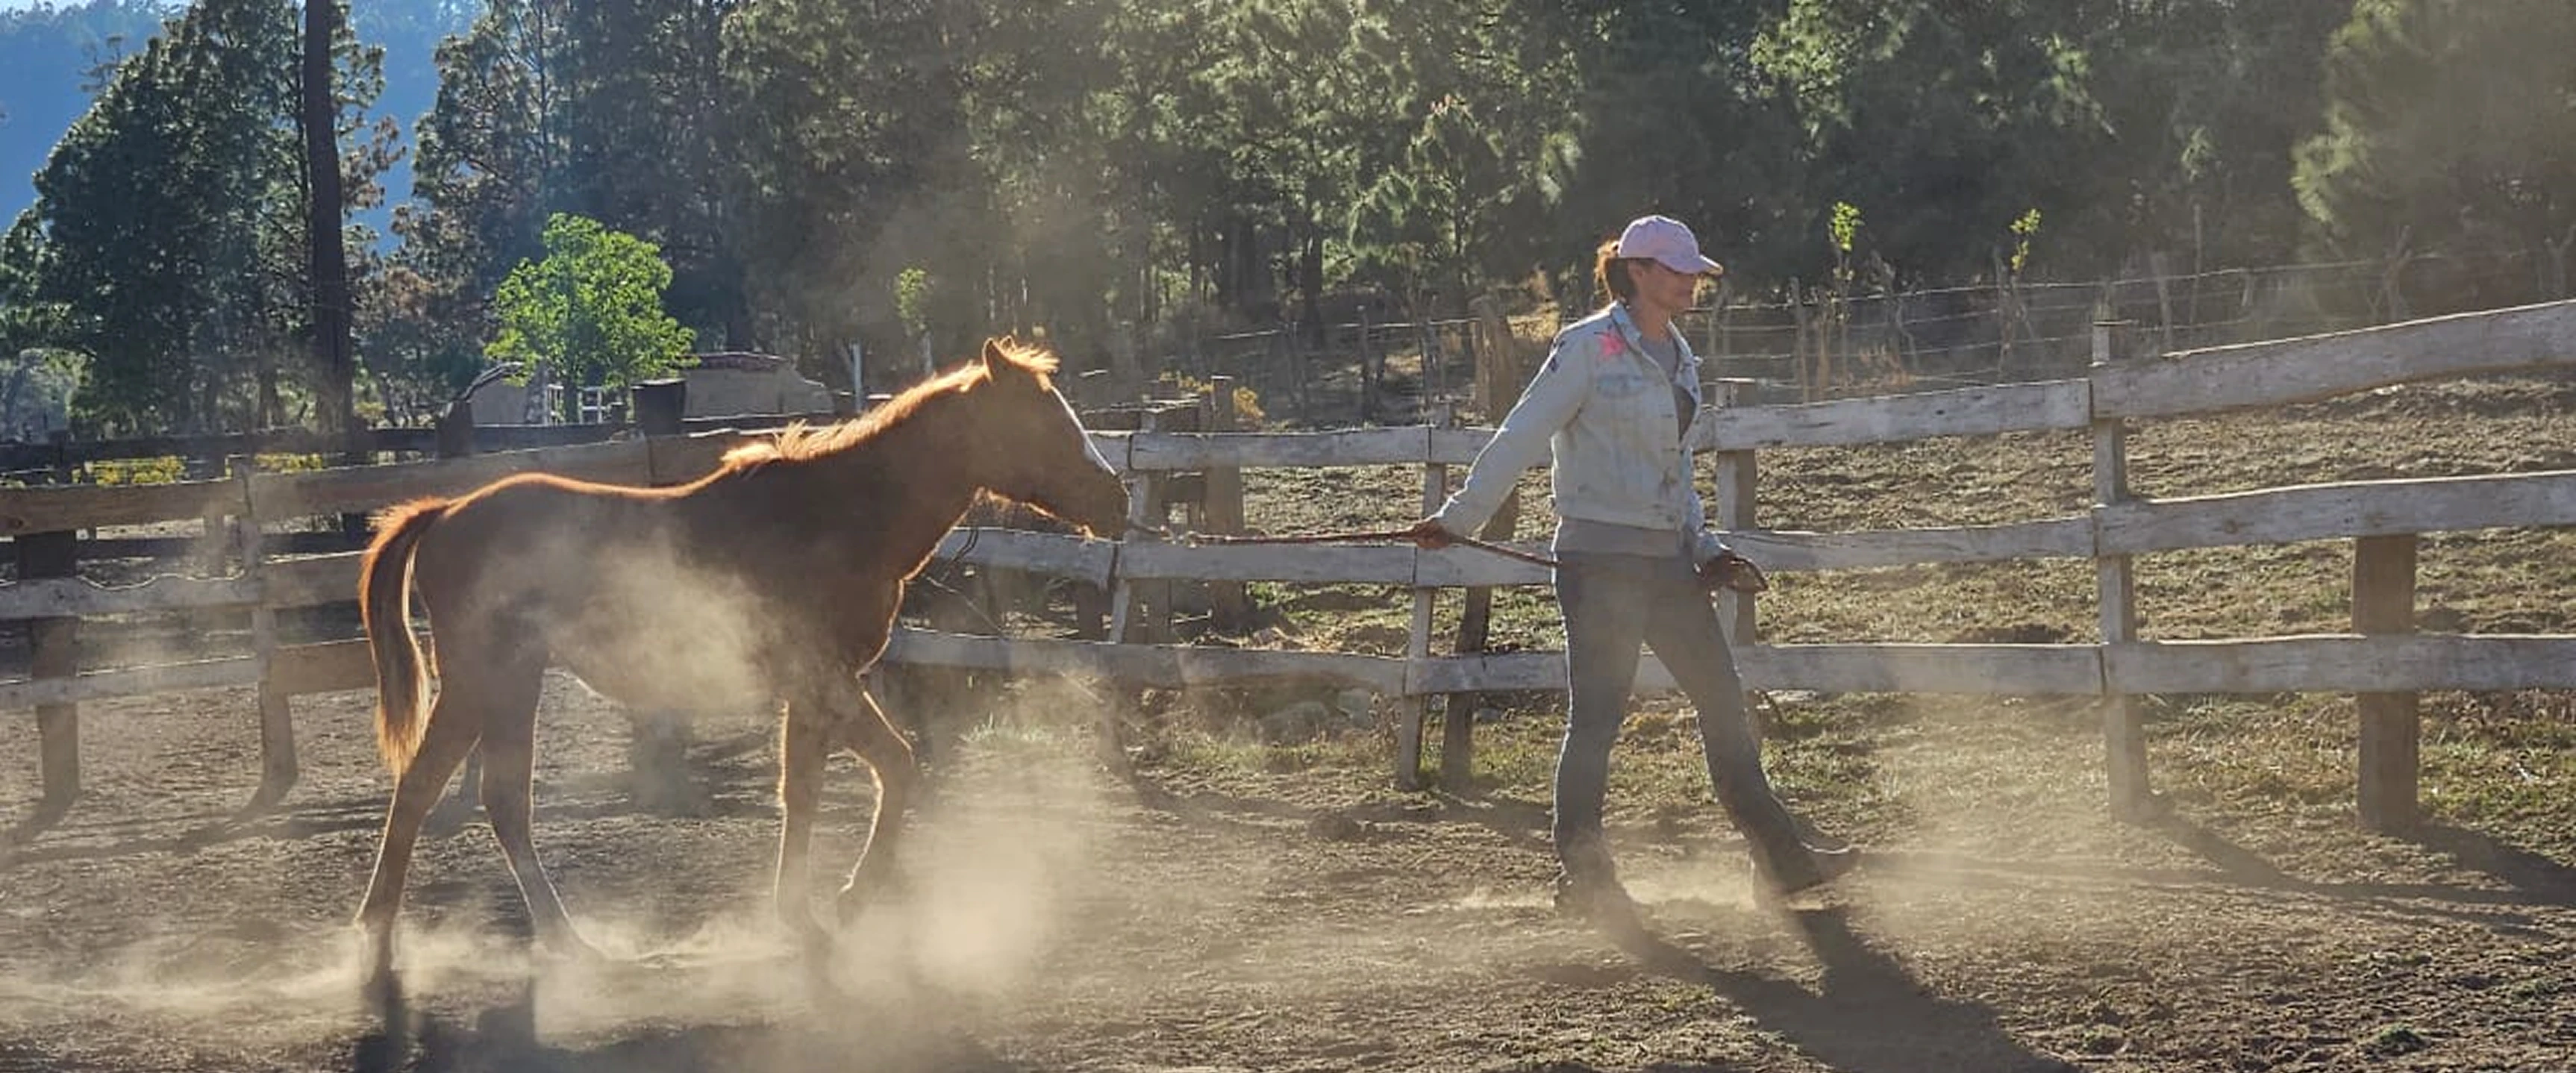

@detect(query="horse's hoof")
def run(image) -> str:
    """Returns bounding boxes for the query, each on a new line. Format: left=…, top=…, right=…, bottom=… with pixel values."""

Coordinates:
left=536, top=930, right=610, bottom=966
left=798, top=945, right=846, bottom=1001
left=833, top=883, right=895, bottom=926
left=834, top=870, right=909, bottom=925
left=778, top=906, right=834, bottom=951
left=360, top=963, right=403, bottom=1016
left=355, top=923, right=398, bottom=989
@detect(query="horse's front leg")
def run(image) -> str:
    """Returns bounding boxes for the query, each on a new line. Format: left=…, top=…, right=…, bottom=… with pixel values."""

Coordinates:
left=773, top=695, right=833, bottom=948
left=834, top=686, right=922, bottom=925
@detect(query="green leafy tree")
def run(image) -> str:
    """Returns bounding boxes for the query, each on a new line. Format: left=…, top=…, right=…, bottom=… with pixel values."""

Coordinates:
left=1348, top=94, right=1548, bottom=315
left=0, top=0, right=174, bottom=226
left=361, top=0, right=2410, bottom=388
left=487, top=213, right=695, bottom=422
left=1342, top=0, right=1576, bottom=315
left=2293, top=0, right=2576, bottom=299
left=23, top=0, right=302, bottom=434
left=378, top=0, right=577, bottom=412
left=1198, top=0, right=1391, bottom=332
left=2060, top=1, right=2344, bottom=269
left=559, top=0, right=748, bottom=345
left=1749, top=0, right=2112, bottom=281
left=722, top=0, right=961, bottom=369
left=7, top=0, right=393, bottom=435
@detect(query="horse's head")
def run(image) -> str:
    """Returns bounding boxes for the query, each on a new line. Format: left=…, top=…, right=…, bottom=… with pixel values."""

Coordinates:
left=966, top=337, right=1131, bottom=536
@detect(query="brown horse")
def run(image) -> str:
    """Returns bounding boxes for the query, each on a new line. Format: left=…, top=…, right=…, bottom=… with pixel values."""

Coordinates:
left=351, top=337, right=1128, bottom=983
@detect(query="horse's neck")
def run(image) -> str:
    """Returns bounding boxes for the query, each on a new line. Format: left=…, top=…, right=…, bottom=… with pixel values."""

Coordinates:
left=822, top=403, right=984, bottom=565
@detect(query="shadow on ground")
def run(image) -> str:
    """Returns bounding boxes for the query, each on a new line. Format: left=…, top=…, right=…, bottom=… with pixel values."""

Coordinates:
left=351, top=973, right=1023, bottom=1073
left=1619, top=906, right=2078, bottom=1073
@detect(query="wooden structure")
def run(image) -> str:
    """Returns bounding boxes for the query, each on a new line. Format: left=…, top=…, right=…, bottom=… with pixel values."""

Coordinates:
left=8, top=299, right=2576, bottom=828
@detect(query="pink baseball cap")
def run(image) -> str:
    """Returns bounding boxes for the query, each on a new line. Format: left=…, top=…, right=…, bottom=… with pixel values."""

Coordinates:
left=1615, top=215, right=1724, bottom=276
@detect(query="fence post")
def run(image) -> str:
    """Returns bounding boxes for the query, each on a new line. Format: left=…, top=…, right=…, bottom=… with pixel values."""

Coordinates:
left=231, top=457, right=296, bottom=808
left=2354, top=534, right=2419, bottom=830
left=1396, top=411, right=1446, bottom=792
left=1282, top=325, right=1309, bottom=424
left=2091, top=319, right=2157, bottom=819
left=1422, top=401, right=1463, bottom=787
left=1469, top=295, right=1514, bottom=422
left=1708, top=380, right=1760, bottom=650
left=1359, top=307, right=1378, bottom=424
left=424, top=401, right=490, bottom=821
left=1098, top=409, right=1170, bottom=773
left=25, top=528, right=80, bottom=813
left=1454, top=306, right=1527, bottom=789
left=634, top=378, right=687, bottom=438
left=1202, top=378, right=1250, bottom=629
left=628, top=377, right=698, bottom=813
left=435, top=399, right=478, bottom=458
left=1101, top=327, right=1131, bottom=399
left=1109, top=409, right=1169, bottom=644
left=1701, top=287, right=1720, bottom=360
left=1416, top=317, right=1444, bottom=410
left=1789, top=281, right=1813, bottom=401
left=2149, top=252, right=2178, bottom=357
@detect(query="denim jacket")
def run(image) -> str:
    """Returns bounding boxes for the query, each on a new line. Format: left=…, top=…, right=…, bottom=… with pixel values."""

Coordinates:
left=1431, top=303, right=1727, bottom=563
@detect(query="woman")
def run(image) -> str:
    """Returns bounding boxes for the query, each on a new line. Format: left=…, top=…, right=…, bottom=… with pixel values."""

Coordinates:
left=1407, top=214, right=1853, bottom=922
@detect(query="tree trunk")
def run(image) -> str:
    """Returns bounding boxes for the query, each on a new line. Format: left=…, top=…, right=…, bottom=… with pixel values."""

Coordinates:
left=302, top=0, right=353, bottom=434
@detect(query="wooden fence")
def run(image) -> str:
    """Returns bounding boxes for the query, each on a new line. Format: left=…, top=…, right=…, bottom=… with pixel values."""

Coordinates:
left=7, top=299, right=2576, bottom=830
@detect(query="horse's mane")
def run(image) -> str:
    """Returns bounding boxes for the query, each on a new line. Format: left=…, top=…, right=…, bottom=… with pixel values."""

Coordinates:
left=720, top=337, right=1062, bottom=470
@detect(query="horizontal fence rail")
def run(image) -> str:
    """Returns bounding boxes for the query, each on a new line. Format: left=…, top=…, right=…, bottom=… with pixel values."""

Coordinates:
left=3, top=298, right=2573, bottom=819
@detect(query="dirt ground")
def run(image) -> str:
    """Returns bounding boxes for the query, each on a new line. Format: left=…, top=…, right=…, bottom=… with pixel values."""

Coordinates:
left=3, top=372, right=2575, bottom=1072
left=1, top=669, right=2570, bottom=1073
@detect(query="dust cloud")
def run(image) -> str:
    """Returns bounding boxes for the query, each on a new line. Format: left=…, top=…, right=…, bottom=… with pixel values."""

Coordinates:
left=1799, top=695, right=2197, bottom=954
left=0, top=629, right=1350, bottom=1072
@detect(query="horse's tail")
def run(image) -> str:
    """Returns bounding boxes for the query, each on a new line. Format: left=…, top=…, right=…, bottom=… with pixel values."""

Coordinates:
left=361, top=498, right=448, bottom=776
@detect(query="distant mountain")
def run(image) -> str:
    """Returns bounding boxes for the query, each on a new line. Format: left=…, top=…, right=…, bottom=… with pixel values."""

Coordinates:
left=0, top=0, right=469, bottom=243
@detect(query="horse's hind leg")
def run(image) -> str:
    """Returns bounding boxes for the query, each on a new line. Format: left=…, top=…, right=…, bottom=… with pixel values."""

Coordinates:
left=773, top=693, right=834, bottom=946
left=354, top=688, right=485, bottom=985
left=472, top=652, right=599, bottom=961
left=834, top=686, right=922, bottom=925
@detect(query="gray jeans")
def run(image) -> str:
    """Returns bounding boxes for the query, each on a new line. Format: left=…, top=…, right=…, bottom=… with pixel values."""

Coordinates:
left=1553, top=550, right=1808, bottom=875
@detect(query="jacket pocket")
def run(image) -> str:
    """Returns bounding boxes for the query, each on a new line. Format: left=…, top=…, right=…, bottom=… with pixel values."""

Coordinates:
left=1594, top=370, right=1653, bottom=399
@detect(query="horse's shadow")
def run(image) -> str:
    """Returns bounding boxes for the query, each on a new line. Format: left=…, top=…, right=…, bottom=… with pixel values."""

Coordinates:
left=1611, top=905, right=2077, bottom=1073
left=353, top=969, right=1024, bottom=1073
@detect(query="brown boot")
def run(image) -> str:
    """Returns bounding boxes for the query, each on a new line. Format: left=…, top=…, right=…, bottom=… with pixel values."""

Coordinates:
left=1553, top=836, right=1642, bottom=928
left=1754, top=842, right=1860, bottom=897
left=1551, top=869, right=1638, bottom=920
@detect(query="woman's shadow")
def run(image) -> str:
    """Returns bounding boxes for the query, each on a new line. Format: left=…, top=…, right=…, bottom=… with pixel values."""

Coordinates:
left=1607, top=904, right=2078, bottom=1073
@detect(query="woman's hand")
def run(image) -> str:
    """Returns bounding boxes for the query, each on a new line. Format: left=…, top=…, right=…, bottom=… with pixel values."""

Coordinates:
left=1698, top=550, right=1769, bottom=593
left=1405, top=517, right=1457, bottom=549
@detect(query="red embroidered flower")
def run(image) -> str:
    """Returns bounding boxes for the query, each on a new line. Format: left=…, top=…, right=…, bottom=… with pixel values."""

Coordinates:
left=1598, top=333, right=1626, bottom=358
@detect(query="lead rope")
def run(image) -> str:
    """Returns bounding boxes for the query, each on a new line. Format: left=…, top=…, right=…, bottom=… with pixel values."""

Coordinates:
left=1176, top=528, right=1560, bottom=570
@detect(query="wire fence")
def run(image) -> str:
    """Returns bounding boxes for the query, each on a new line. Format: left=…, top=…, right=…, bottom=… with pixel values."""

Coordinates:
left=1141, top=247, right=2572, bottom=420
left=1689, top=248, right=2566, bottom=401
